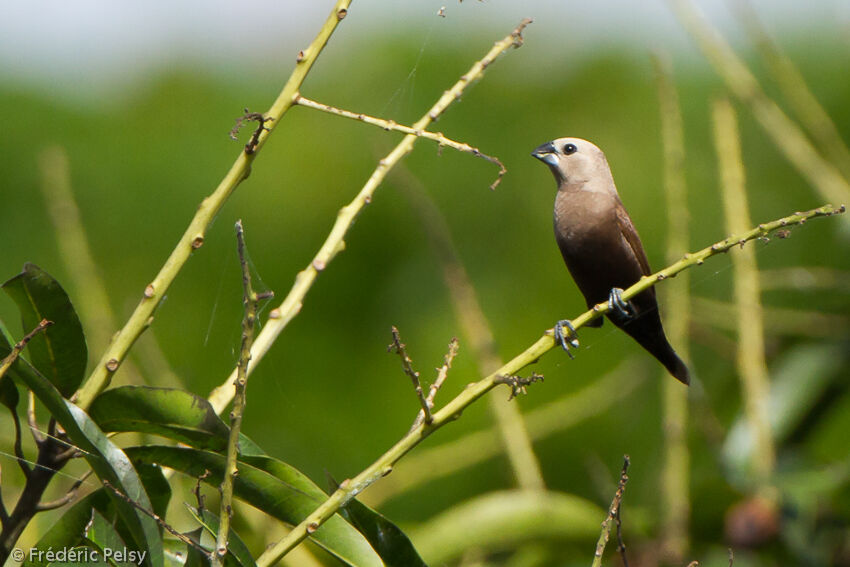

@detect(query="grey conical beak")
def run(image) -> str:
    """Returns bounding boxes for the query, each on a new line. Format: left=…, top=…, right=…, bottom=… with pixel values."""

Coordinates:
left=531, top=141, right=558, bottom=166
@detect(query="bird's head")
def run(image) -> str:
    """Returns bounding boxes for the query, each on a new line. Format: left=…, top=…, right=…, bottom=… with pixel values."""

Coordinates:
left=531, top=137, right=611, bottom=187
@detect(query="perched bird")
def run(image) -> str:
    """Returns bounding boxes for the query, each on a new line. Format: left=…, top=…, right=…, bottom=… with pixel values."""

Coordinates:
left=531, top=137, right=690, bottom=385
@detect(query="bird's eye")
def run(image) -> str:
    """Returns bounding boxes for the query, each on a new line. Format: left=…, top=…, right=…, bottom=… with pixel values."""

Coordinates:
left=563, top=143, right=577, bottom=155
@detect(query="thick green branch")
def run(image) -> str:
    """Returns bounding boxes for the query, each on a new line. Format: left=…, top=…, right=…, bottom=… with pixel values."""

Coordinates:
left=255, top=204, right=844, bottom=566
left=75, top=0, right=352, bottom=410
left=208, top=18, right=534, bottom=415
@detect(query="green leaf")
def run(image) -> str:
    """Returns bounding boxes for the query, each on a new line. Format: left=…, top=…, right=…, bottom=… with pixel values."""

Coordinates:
left=163, top=538, right=192, bottom=567
left=186, top=505, right=257, bottom=567
left=0, top=372, right=19, bottom=411
left=1, top=263, right=87, bottom=397
left=89, top=386, right=231, bottom=451
left=409, top=490, right=603, bottom=565
left=7, top=359, right=163, bottom=567
left=183, top=528, right=209, bottom=567
left=85, top=509, right=128, bottom=556
left=126, top=446, right=382, bottom=567
left=339, top=496, right=428, bottom=567
left=136, top=462, right=172, bottom=520
left=25, top=490, right=113, bottom=566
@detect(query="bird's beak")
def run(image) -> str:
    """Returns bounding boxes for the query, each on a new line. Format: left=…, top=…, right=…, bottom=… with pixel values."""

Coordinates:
left=531, top=141, right=558, bottom=167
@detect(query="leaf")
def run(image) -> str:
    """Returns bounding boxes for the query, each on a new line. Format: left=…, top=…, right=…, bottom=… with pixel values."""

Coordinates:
left=126, top=445, right=383, bottom=567
left=89, top=385, right=265, bottom=459
left=183, top=528, right=209, bottom=567
left=1, top=263, right=87, bottom=397
left=85, top=509, right=128, bottom=556
left=163, top=538, right=192, bottom=567
left=409, top=490, right=603, bottom=565
left=25, top=490, right=113, bottom=566
left=137, top=462, right=172, bottom=520
left=89, top=386, right=231, bottom=451
left=186, top=505, right=257, bottom=567
left=339, top=496, right=428, bottom=567
left=6, top=358, right=163, bottom=567
left=0, top=373, right=19, bottom=410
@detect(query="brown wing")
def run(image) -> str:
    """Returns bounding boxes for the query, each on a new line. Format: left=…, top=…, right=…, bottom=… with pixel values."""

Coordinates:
left=615, top=202, right=652, bottom=277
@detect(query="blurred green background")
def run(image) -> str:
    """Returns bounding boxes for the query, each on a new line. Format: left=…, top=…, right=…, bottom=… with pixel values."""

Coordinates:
left=2, top=1, right=849, bottom=565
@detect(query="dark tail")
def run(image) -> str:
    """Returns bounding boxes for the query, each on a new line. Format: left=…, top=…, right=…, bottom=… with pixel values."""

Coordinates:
left=616, top=309, right=690, bottom=385
left=659, top=348, right=690, bottom=385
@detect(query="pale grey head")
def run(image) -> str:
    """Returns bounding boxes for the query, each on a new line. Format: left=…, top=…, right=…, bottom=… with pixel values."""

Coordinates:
left=531, top=137, right=617, bottom=195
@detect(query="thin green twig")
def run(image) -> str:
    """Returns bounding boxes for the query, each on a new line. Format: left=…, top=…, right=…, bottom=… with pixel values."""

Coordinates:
left=295, top=95, right=506, bottom=189
left=591, top=456, right=630, bottom=567
left=212, top=221, right=268, bottom=566
left=255, top=204, right=844, bottom=566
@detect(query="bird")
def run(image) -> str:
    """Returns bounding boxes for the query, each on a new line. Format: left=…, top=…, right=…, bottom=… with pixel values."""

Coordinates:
left=531, top=137, right=690, bottom=385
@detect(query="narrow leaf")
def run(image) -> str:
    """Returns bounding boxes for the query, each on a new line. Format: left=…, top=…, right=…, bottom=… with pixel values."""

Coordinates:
left=126, top=445, right=382, bottom=567
left=85, top=509, right=128, bottom=556
left=25, top=490, right=113, bottom=566
left=89, top=386, right=231, bottom=451
left=7, top=358, right=163, bottom=566
left=339, top=496, right=428, bottom=567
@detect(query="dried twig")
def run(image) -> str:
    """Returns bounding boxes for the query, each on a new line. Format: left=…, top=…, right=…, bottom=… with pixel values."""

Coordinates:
left=194, top=470, right=211, bottom=516
left=388, top=327, right=432, bottom=425
left=0, top=319, right=54, bottom=382
left=592, top=456, right=631, bottom=567
left=103, top=480, right=210, bottom=558
left=493, top=373, right=544, bottom=401
left=230, top=108, right=274, bottom=155
left=35, top=470, right=92, bottom=511
left=411, top=338, right=459, bottom=429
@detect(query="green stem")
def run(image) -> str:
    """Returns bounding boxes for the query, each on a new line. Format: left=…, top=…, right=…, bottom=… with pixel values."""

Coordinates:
left=211, top=221, right=261, bottom=567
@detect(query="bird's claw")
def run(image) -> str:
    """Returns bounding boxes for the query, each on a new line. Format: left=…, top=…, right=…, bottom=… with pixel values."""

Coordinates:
left=608, top=288, right=636, bottom=323
left=554, top=319, right=580, bottom=359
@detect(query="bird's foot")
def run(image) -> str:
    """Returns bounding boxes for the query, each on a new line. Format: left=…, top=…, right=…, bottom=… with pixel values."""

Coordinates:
left=607, top=287, right=636, bottom=324
left=554, top=319, right=580, bottom=359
